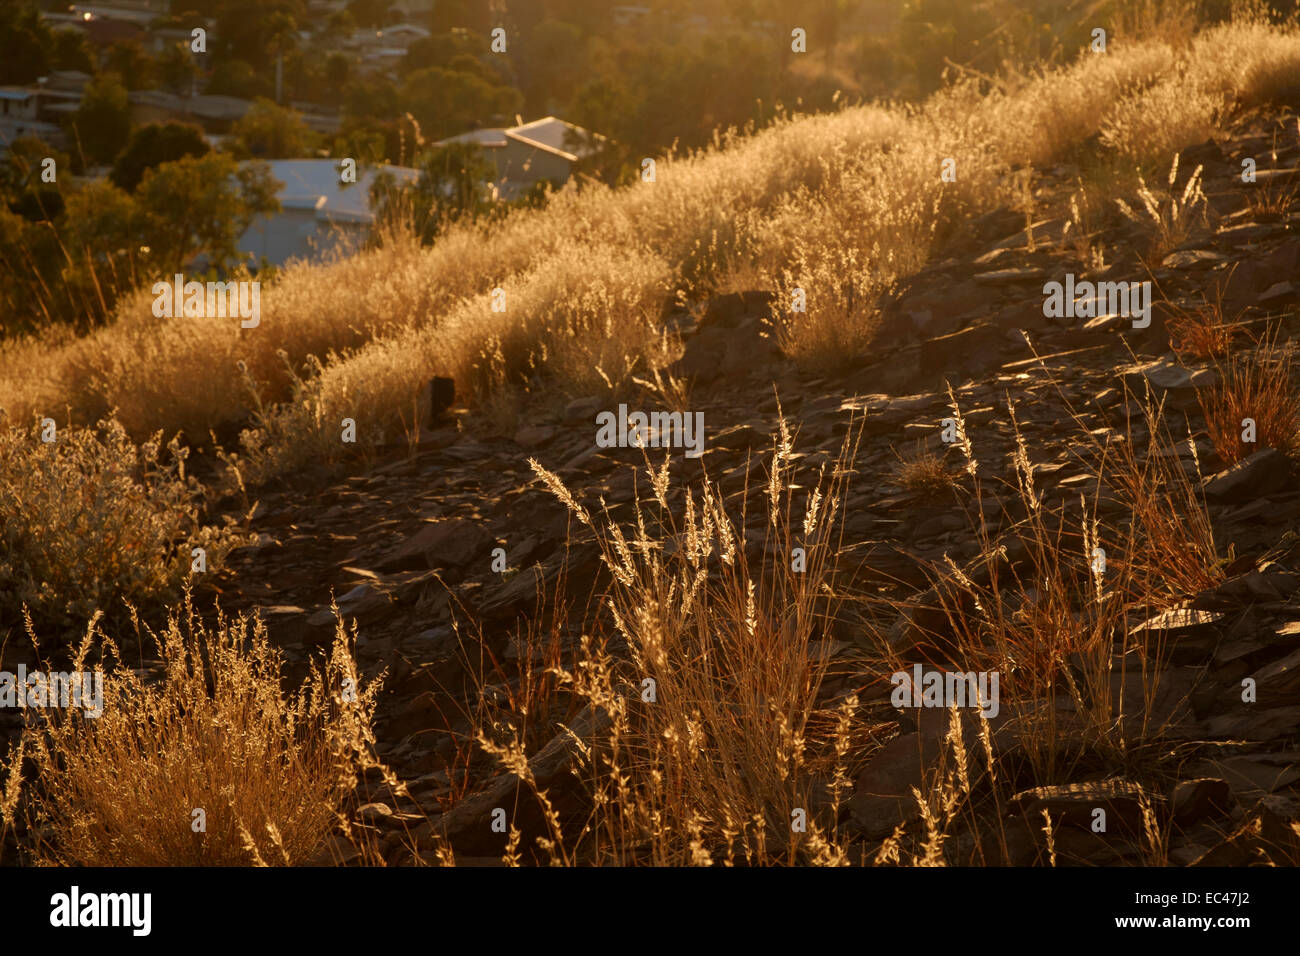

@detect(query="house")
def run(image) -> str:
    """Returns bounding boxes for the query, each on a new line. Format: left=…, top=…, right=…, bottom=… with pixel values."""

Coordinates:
left=237, top=158, right=419, bottom=267
left=0, top=88, right=66, bottom=153
left=434, top=116, right=604, bottom=199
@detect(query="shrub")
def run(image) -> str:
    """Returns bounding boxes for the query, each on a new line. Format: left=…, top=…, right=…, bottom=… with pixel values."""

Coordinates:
left=0, top=416, right=250, bottom=628
left=1200, top=337, right=1300, bottom=465
left=21, top=600, right=378, bottom=865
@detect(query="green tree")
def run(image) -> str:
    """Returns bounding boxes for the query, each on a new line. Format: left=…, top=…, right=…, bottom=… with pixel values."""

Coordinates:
left=111, top=123, right=211, bottom=192
left=898, top=0, right=1000, bottom=94
left=370, top=142, right=495, bottom=242
left=69, top=73, right=132, bottom=167
left=51, top=29, right=95, bottom=73
left=207, top=59, right=268, bottom=99
left=229, top=98, right=318, bottom=158
left=135, top=152, right=280, bottom=272
left=104, top=40, right=159, bottom=90
left=324, top=51, right=352, bottom=98
left=159, top=40, right=200, bottom=95
left=0, top=1, right=52, bottom=84
left=400, top=66, right=522, bottom=140
left=1, top=137, right=69, bottom=222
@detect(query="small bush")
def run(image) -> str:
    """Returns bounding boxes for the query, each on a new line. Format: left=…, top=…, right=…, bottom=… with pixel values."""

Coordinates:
left=1200, top=337, right=1300, bottom=465
left=21, top=600, right=378, bottom=865
left=0, top=416, right=251, bottom=628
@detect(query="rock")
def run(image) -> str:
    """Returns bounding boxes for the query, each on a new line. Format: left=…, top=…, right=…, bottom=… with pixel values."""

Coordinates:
left=356, top=802, right=394, bottom=824
left=1172, top=778, right=1235, bottom=826
left=1129, top=607, right=1224, bottom=637
left=1250, top=645, right=1300, bottom=701
left=918, top=323, right=1011, bottom=379
left=973, top=267, right=1047, bottom=285
left=1191, top=793, right=1300, bottom=865
left=408, top=625, right=460, bottom=657
left=1198, top=563, right=1300, bottom=606
left=1259, top=280, right=1298, bottom=303
left=1194, top=752, right=1300, bottom=801
left=1202, top=448, right=1291, bottom=499
left=513, top=424, right=556, bottom=448
left=437, top=704, right=612, bottom=854
left=846, top=732, right=933, bottom=840
left=1122, top=357, right=1215, bottom=391
left=306, top=582, right=392, bottom=629
left=379, top=519, right=495, bottom=572
left=563, top=396, right=602, bottom=423
left=1162, top=249, right=1228, bottom=269
left=1008, top=779, right=1157, bottom=835
left=1204, top=704, right=1300, bottom=740
left=251, top=604, right=311, bottom=643
left=970, top=207, right=1025, bottom=242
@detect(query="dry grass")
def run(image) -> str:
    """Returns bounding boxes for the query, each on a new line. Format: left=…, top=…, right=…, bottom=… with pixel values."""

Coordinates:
left=478, top=416, right=872, bottom=865
left=1114, top=155, right=1210, bottom=262
left=875, top=375, right=1222, bottom=790
left=0, top=415, right=252, bottom=628
left=891, top=439, right=959, bottom=498
left=19, top=597, right=379, bottom=865
left=1167, top=294, right=1242, bottom=362
left=2, top=19, right=1297, bottom=477
left=1200, top=335, right=1300, bottom=465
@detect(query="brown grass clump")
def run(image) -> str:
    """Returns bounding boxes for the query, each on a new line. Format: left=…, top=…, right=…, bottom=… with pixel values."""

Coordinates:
left=891, top=440, right=959, bottom=498
left=0, top=415, right=252, bottom=628
left=1166, top=296, right=1241, bottom=362
left=20, top=597, right=379, bottom=865
left=1200, top=336, right=1300, bottom=465
left=482, top=415, right=872, bottom=865
left=1114, top=155, right=1209, bottom=261
left=878, top=379, right=1222, bottom=792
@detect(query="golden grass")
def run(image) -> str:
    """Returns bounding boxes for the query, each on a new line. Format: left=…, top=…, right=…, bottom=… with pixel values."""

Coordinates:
left=891, top=439, right=959, bottom=498
left=2, top=19, right=1296, bottom=475
left=478, top=416, right=871, bottom=865
left=0, top=416, right=252, bottom=627
left=18, top=598, right=379, bottom=865
left=1114, top=155, right=1210, bottom=262
left=1200, top=335, right=1300, bottom=465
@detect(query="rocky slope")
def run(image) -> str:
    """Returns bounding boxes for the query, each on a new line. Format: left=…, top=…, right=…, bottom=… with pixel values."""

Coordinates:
left=196, top=111, right=1300, bottom=866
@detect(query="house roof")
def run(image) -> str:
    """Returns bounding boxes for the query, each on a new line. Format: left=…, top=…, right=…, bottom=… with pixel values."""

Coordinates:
left=437, top=127, right=510, bottom=149
left=434, top=116, right=603, bottom=161
left=507, top=116, right=603, bottom=160
left=252, top=158, right=420, bottom=224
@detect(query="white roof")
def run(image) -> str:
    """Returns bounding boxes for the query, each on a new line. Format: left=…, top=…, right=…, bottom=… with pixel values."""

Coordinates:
left=253, top=158, right=419, bottom=224
left=437, top=127, right=509, bottom=149
left=434, top=116, right=602, bottom=160
left=508, top=116, right=602, bottom=159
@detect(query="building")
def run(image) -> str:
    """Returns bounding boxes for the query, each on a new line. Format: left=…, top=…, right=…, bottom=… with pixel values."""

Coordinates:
left=0, top=88, right=66, bottom=153
left=434, top=116, right=604, bottom=199
left=237, top=158, right=419, bottom=267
